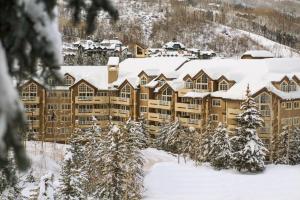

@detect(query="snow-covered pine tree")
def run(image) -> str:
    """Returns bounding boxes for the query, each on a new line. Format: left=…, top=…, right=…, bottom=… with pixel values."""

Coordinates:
left=127, top=118, right=149, bottom=149
left=196, top=119, right=214, bottom=164
left=38, top=172, right=55, bottom=200
left=0, top=0, right=118, bottom=170
left=0, top=154, right=22, bottom=200
left=59, top=126, right=87, bottom=200
left=137, top=115, right=150, bottom=148
left=156, top=120, right=172, bottom=151
left=209, top=123, right=231, bottom=169
left=289, top=127, right=300, bottom=165
left=97, top=124, right=144, bottom=200
left=179, top=127, right=199, bottom=163
left=231, top=85, right=267, bottom=173
left=274, top=126, right=290, bottom=165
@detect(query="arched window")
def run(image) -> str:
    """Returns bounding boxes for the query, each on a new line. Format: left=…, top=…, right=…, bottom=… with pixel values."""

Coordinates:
left=22, top=83, right=37, bottom=99
left=120, top=84, right=131, bottom=98
left=195, top=74, right=208, bottom=91
left=64, top=75, right=74, bottom=86
left=140, top=76, right=147, bottom=86
left=280, top=81, right=289, bottom=92
left=161, top=87, right=172, bottom=102
left=219, top=80, right=228, bottom=91
left=78, top=83, right=94, bottom=100
left=289, top=81, right=297, bottom=92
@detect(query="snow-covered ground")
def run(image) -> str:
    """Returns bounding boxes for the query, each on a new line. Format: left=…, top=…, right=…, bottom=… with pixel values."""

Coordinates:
left=23, top=142, right=300, bottom=200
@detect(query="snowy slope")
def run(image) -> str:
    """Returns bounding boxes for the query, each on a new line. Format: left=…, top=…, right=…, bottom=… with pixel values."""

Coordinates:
left=22, top=142, right=300, bottom=200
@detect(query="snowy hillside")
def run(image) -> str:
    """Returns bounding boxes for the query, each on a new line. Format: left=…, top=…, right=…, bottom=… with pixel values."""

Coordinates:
left=23, top=142, right=300, bottom=200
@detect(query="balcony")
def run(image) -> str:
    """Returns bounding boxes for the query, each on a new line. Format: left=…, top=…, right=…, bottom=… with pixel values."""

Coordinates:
left=21, top=96, right=40, bottom=103
left=159, top=114, right=171, bottom=120
left=75, top=96, right=93, bottom=103
left=93, top=96, right=109, bottom=103
left=175, top=103, right=201, bottom=113
left=25, top=108, right=40, bottom=116
left=110, top=97, right=131, bottom=105
left=178, top=117, right=201, bottom=129
left=148, top=113, right=160, bottom=122
left=75, top=109, right=93, bottom=115
left=26, top=120, right=40, bottom=128
left=148, top=125, right=160, bottom=133
left=148, top=99, right=172, bottom=110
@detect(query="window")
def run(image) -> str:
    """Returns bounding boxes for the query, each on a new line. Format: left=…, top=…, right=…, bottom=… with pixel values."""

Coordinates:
left=210, top=114, right=218, bottom=121
left=61, top=91, right=70, bottom=98
left=195, top=74, right=208, bottom=91
left=96, top=91, right=107, bottom=96
left=47, top=91, right=57, bottom=98
left=140, top=107, right=147, bottom=113
left=293, top=117, right=300, bottom=125
left=294, top=101, right=300, bottom=109
left=219, top=80, right=228, bottom=91
left=161, top=87, right=172, bottom=102
left=22, top=83, right=37, bottom=99
left=281, top=118, right=292, bottom=126
left=79, top=105, right=93, bottom=113
left=280, top=82, right=289, bottom=92
left=140, top=93, right=148, bottom=100
left=260, top=93, right=270, bottom=104
left=47, top=104, right=58, bottom=110
left=64, top=75, right=74, bottom=86
left=48, top=78, right=55, bottom=86
left=289, top=81, right=297, bottom=92
left=94, top=104, right=107, bottom=109
left=47, top=114, right=56, bottom=122
left=260, top=105, right=271, bottom=116
left=286, top=102, right=292, bottom=110
left=185, top=79, right=193, bottom=89
left=140, top=77, right=147, bottom=86
left=212, top=99, right=221, bottom=107
left=61, top=116, right=71, bottom=122
left=61, top=104, right=71, bottom=110
left=120, top=84, right=131, bottom=99
left=78, top=83, right=94, bottom=100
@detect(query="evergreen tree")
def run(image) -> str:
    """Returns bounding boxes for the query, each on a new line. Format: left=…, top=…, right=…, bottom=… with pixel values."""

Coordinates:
left=196, top=119, right=214, bottom=164
left=274, top=126, right=290, bottom=165
left=38, top=173, right=55, bottom=200
left=231, top=86, right=267, bottom=173
left=209, top=123, right=231, bottom=169
left=59, top=126, right=87, bottom=200
left=180, top=127, right=199, bottom=163
left=156, top=120, right=172, bottom=151
left=127, top=117, right=149, bottom=149
left=289, top=127, right=300, bottom=165
left=97, top=124, right=144, bottom=200
left=0, top=155, right=22, bottom=200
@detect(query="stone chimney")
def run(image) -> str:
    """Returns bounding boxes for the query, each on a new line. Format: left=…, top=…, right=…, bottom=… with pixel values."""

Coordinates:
left=107, top=57, right=120, bottom=84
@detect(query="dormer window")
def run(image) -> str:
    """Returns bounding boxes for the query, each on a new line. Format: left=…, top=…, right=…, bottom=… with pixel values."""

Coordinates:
left=289, top=81, right=297, bottom=92
left=195, top=74, right=208, bottom=91
left=64, top=75, right=74, bottom=86
left=219, top=80, right=228, bottom=91
left=185, top=79, right=193, bottom=89
left=280, top=82, right=289, bottom=92
left=140, top=77, right=147, bottom=86
left=120, top=84, right=131, bottom=99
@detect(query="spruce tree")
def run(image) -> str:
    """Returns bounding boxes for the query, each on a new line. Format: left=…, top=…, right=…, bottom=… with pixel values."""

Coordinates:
left=209, top=123, right=231, bottom=169
left=97, top=124, right=144, bottom=200
left=231, top=86, right=267, bottom=173
left=274, top=126, right=290, bottom=165
left=127, top=118, right=149, bottom=149
left=156, top=120, right=172, bottom=151
left=196, top=119, right=214, bottom=164
left=59, top=127, right=87, bottom=200
left=289, top=127, right=300, bottom=165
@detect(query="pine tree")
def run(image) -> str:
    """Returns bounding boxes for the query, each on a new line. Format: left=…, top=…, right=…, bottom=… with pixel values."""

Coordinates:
left=156, top=120, right=172, bottom=151
left=38, top=173, right=55, bottom=200
left=231, top=86, right=267, bottom=173
left=59, top=126, right=87, bottom=200
left=97, top=124, right=144, bottom=200
left=0, top=154, right=22, bottom=200
left=180, top=127, right=199, bottom=163
left=289, top=127, right=300, bottom=165
left=127, top=118, right=149, bottom=149
left=209, top=123, right=231, bottom=169
left=0, top=0, right=118, bottom=170
left=274, top=126, right=290, bottom=165
left=196, top=119, right=214, bottom=164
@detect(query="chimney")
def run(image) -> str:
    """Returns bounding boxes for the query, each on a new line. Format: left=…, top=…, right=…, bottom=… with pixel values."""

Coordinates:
left=107, top=57, right=120, bottom=84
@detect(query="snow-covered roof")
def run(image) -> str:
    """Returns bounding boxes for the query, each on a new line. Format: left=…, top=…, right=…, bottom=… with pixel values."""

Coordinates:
left=59, top=66, right=109, bottom=90
left=107, top=57, right=120, bottom=66
left=242, top=50, right=274, bottom=58
left=175, top=58, right=300, bottom=100
left=113, top=57, right=189, bottom=88
left=163, top=41, right=185, bottom=49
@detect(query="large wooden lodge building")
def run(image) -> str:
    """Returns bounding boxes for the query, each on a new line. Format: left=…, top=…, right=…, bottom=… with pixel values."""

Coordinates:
left=20, top=57, right=300, bottom=156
